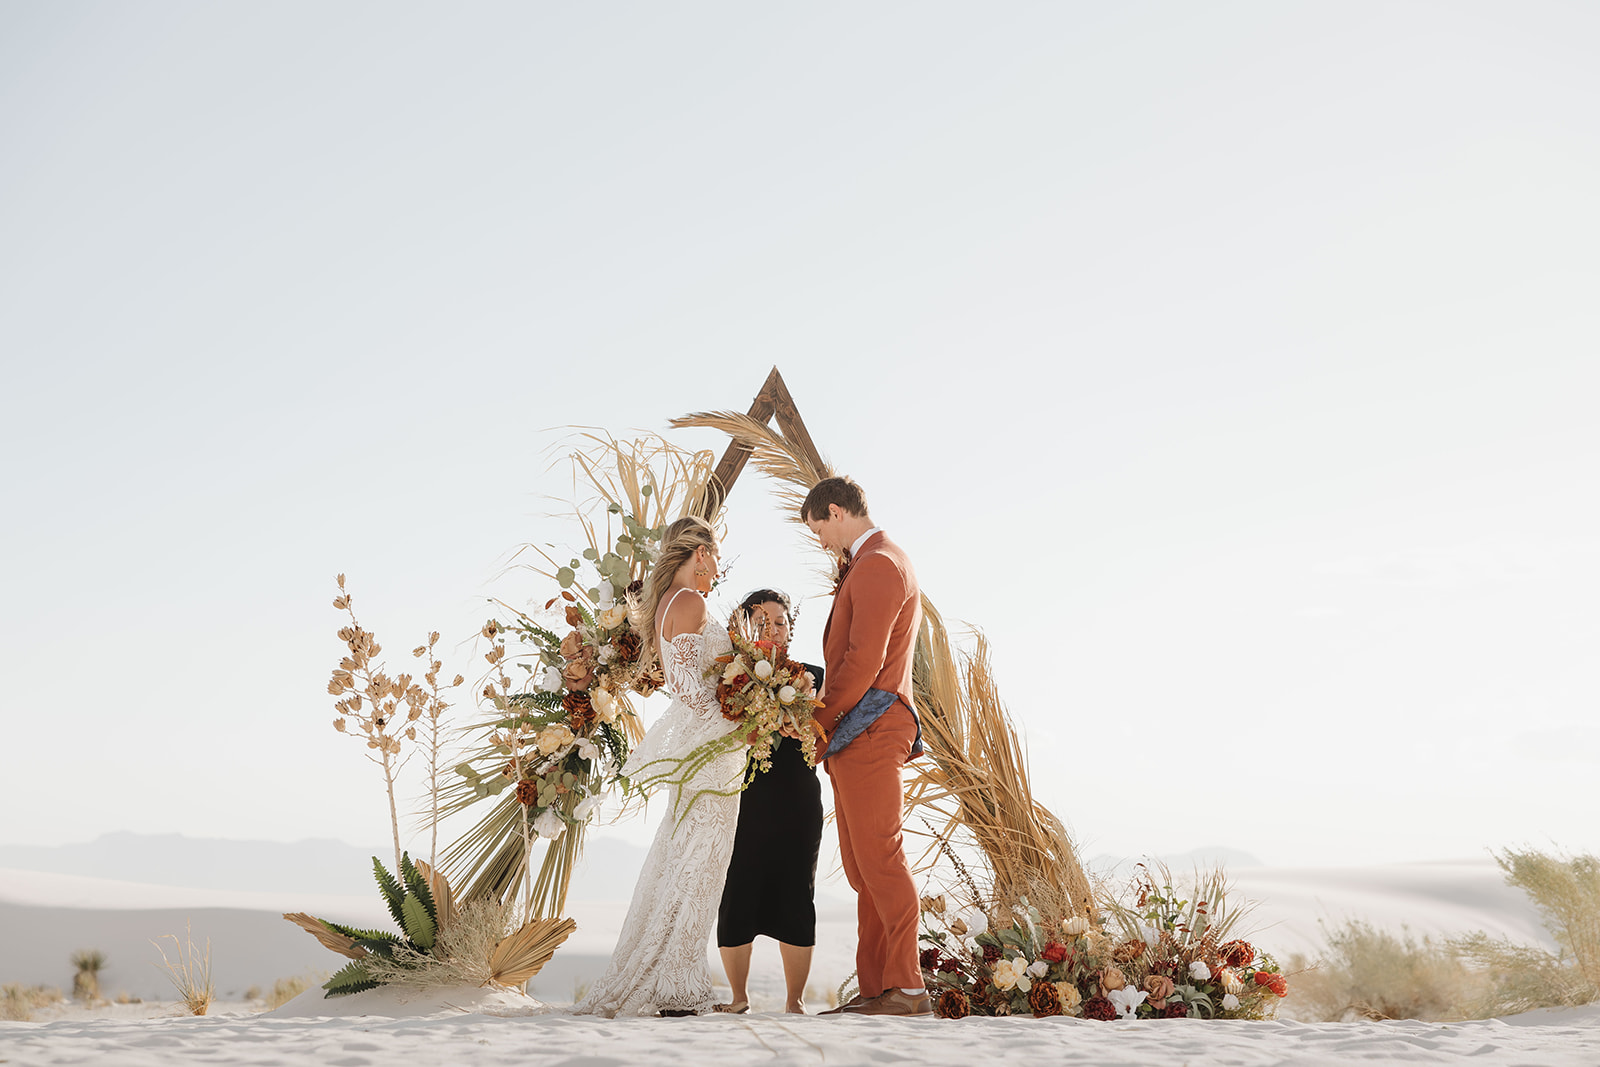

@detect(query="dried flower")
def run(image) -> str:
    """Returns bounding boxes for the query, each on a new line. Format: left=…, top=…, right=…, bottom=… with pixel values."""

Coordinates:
left=934, top=989, right=971, bottom=1019
left=1028, top=979, right=1063, bottom=1018
left=515, top=779, right=538, bottom=807
left=1055, top=982, right=1081, bottom=1012
left=1221, top=993, right=1240, bottom=1011
left=919, top=895, right=947, bottom=915
left=1099, top=966, right=1127, bottom=993
left=1161, top=1001, right=1189, bottom=1018
left=532, top=808, right=566, bottom=840
left=1188, top=961, right=1212, bottom=982
left=591, top=686, right=620, bottom=723
left=1142, top=974, right=1175, bottom=1007
left=1062, top=915, right=1089, bottom=937
left=1082, top=995, right=1116, bottom=1021
left=1220, top=940, right=1255, bottom=969
left=1107, top=987, right=1147, bottom=1019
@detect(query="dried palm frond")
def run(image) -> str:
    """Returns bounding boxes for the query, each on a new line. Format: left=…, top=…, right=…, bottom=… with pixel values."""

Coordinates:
left=905, top=603, right=1093, bottom=926
left=282, top=913, right=367, bottom=960
left=489, top=917, right=578, bottom=987
left=439, top=764, right=591, bottom=916
left=668, top=410, right=834, bottom=519
left=412, top=858, right=457, bottom=932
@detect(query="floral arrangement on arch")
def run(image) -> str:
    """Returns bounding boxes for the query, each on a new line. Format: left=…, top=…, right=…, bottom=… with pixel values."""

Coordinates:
left=917, top=864, right=1288, bottom=1021
left=440, top=434, right=723, bottom=916
left=711, top=613, right=824, bottom=774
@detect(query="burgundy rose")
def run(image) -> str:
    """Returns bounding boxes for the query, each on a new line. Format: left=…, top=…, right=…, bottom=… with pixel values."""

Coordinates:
left=1221, top=940, right=1256, bottom=969
left=1081, top=995, right=1117, bottom=1021
left=1041, top=941, right=1069, bottom=964
left=1161, top=1002, right=1189, bottom=1018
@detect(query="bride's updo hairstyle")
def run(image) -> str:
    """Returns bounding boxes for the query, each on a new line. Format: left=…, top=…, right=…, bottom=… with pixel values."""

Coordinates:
left=638, top=515, right=718, bottom=657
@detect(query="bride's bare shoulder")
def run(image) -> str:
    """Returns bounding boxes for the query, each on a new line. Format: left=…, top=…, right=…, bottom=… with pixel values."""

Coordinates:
left=660, top=590, right=708, bottom=643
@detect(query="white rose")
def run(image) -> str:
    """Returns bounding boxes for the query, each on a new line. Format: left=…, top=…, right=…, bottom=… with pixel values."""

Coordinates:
left=777, top=685, right=797, bottom=705
left=596, top=580, right=615, bottom=608
left=753, top=659, right=774, bottom=680
left=1189, top=961, right=1211, bottom=981
left=539, top=666, right=564, bottom=693
left=533, top=809, right=566, bottom=840
left=723, top=657, right=748, bottom=684
left=1027, top=959, right=1049, bottom=978
left=575, top=737, right=600, bottom=762
left=599, top=605, right=627, bottom=630
left=961, top=908, right=988, bottom=939
left=991, top=959, right=1018, bottom=990
left=592, top=687, right=619, bottom=723
left=1222, top=993, right=1240, bottom=1011
left=1062, top=915, right=1089, bottom=937
left=597, top=642, right=617, bottom=664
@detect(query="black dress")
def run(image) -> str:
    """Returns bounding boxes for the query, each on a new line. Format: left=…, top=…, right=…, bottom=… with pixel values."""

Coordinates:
left=716, top=664, right=825, bottom=948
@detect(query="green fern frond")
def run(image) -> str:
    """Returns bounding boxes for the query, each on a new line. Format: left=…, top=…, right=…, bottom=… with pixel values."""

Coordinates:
left=323, top=960, right=379, bottom=998
left=401, top=893, right=437, bottom=950
left=372, top=857, right=407, bottom=930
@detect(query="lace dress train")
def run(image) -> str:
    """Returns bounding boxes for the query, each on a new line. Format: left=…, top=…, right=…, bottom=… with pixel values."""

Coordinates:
left=572, top=617, right=743, bottom=1017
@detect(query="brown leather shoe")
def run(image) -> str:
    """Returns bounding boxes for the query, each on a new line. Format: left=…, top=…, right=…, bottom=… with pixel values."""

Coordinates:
left=842, top=989, right=932, bottom=1017
left=818, top=991, right=877, bottom=1015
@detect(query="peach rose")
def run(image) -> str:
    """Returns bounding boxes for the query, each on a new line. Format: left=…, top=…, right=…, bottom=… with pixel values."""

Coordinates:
left=1099, top=966, right=1126, bottom=994
left=1142, top=974, right=1175, bottom=1007
left=1055, top=982, right=1082, bottom=1012
left=559, top=630, right=585, bottom=660
left=562, top=648, right=596, bottom=689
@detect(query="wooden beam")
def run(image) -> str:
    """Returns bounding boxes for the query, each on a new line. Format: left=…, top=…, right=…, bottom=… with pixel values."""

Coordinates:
left=696, top=367, right=828, bottom=519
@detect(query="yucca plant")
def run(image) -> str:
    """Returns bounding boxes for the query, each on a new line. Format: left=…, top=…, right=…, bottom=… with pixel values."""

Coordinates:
left=287, top=853, right=446, bottom=996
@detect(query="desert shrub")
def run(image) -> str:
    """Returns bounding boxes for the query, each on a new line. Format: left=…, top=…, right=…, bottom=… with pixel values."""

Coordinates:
left=1492, top=848, right=1600, bottom=994
left=2, top=984, right=63, bottom=1022
left=1285, top=921, right=1487, bottom=1021
left=69, top=948, right=106, bottom=1001
left=267, top=976, right=309, bottom=1009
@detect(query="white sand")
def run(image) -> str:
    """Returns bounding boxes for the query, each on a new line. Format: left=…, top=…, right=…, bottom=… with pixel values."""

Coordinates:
left=4, top=994, right=1598, bottom=1066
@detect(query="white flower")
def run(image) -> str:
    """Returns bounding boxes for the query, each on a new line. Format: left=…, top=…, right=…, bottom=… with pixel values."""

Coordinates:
left=575, top=737, right=600, bottom=762
left=991, top=957, right=1031, bottom=992
left=957, top=908, right=988, bottom=939
left=753, top=659, right=774, bottom=680
left=596, top=580, right=615, bottom=608
left=1026, top=959, right=1049, bottom=978
left=1221, top=993, right=1240, bottom=1011
left=599, top=604, right=626, bottom=630
left=777, top=684, right=797, bottom=705
left=1107, top=987, right=1148, bottom=1019
left=538, top=666, right=564, bottom=693
left=573, top=792, right=605, bottom=822
left=1220, top=969, right=1243, bottom=995
left=592, top=687, right=619, bottom=723
left=533, top=809, right=566, bottom=840
left=1189, top=961, right=1212, bottom=981
left=597, top=642, right=617, bottom=664
left=1137, top=922, right=1162, bottom=947
left=723, top=657, right=749, bottom=684
left=1061, top=915, right=1089, bottom=937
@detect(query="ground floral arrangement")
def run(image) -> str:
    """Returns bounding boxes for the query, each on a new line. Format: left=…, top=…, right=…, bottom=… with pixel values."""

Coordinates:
left=918, top=867, right=1288, bottom=1021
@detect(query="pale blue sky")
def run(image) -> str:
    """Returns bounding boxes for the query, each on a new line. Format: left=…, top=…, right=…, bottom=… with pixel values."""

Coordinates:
left=2, top=2, right=1596, bottom=868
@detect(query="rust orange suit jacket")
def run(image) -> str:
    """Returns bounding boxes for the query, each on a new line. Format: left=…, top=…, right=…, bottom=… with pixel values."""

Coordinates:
left=819, top=530, right=922, bottom=745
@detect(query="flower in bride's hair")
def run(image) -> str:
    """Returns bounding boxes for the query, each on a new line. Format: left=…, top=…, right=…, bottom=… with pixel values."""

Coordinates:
left=777, top=684, right=797, bottom=705
left=533, top=809, right=566, bottom=839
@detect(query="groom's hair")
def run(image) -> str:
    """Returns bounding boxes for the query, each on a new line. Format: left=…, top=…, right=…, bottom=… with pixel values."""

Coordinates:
left=801, top=476, right=869, bottom=522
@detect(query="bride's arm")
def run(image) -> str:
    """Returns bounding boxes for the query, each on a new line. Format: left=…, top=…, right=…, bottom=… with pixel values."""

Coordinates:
left=662, top=633, right=725, bottom=722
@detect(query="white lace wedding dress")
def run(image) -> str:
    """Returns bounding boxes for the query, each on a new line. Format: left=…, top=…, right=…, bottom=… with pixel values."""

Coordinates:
left=572, top=612, right=744, bottom=1017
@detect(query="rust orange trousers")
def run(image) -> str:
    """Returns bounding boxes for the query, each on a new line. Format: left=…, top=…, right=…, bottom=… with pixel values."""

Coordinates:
left=824, top=701, right=921, bottom=995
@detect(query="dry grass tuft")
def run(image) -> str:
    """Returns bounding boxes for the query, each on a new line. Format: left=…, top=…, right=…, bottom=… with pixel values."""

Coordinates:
left=152, top=923, right=213, bottom=1016
left=357, top=899, right=576, bottom=992
left=1491, top=847, right=1600, bottom=991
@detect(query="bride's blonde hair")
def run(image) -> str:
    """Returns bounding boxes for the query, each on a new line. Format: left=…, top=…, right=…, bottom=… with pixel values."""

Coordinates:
left=636, top=515, right=717, bottom=658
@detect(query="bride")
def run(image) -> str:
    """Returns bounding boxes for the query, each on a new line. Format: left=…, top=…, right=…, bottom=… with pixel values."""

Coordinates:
left=573, top=515, right=746, bottom=1017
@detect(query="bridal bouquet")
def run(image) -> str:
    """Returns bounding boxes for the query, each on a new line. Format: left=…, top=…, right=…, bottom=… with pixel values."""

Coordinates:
left=710, top=615, right=824, bottom=773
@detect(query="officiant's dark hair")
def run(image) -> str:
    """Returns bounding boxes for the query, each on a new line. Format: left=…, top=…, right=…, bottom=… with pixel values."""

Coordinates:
left=738, top=588, right=793, bottom=626
left=801, top=476, right=869, bottom=522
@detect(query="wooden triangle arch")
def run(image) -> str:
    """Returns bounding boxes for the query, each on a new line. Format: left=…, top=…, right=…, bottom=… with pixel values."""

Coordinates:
left=696, top=366, right=826, bottom=517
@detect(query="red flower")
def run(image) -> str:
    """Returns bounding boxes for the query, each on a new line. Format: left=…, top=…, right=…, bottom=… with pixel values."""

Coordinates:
left=1041, top=941, right=1069, bottom=963
left=1081, top=995, right=1117, bottom=1021
left=1220, top=940, right=1255, bottom=968
left=981, top=943, right=1002, bottom=965
left=920, top=948, right=940, bottom=971
left=1161, top=1002, right=1189, bottom=1018
left=935, top=989, right=971, bottom=1019
left=938, top=957, right=963, bottom=974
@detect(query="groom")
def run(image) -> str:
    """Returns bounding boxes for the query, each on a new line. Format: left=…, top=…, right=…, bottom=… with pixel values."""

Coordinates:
left=803, top=476, right=929, bottom=1017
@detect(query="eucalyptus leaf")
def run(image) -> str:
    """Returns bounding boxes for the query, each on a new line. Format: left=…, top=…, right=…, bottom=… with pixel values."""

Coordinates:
left=485, top=775, right=510, bottom=796
left=556, top=567, right=575, bottom=587
left=582, top=547, right=598, bottom=561
left=453, top=763, right=480, bottom=780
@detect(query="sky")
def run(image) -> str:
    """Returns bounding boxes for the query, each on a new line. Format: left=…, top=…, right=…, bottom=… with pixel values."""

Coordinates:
left=2, top=1, right=1597, bottom=872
